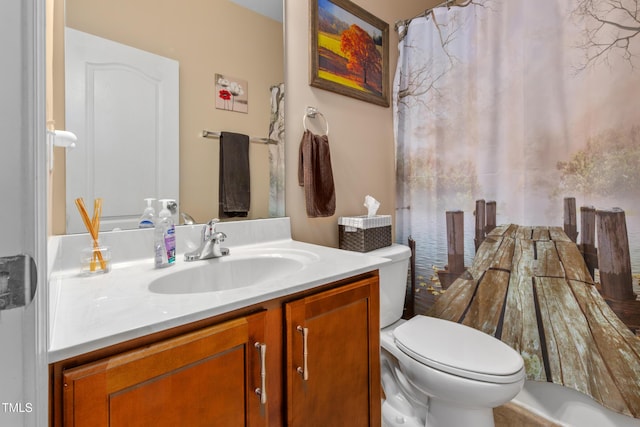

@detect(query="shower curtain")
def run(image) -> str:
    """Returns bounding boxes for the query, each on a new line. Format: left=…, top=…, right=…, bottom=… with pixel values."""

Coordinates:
left=268, top=83, right=285, bottom=217
left=394, top=0, right=640, bottom=289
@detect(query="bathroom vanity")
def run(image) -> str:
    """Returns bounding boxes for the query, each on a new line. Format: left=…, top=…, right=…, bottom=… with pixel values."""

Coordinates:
left=48, top=219, right=385, bottom=427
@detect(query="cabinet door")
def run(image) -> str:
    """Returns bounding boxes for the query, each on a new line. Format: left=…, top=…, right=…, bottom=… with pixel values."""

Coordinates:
left=62, top=312, right=268, bottom=427
left=285, top=277, right=381, bottom=427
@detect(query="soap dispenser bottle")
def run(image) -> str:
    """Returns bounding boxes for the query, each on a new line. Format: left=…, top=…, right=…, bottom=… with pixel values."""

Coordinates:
left=154, top=199, right=176, bottom=268
left=138, top=198, right=156, bottom=229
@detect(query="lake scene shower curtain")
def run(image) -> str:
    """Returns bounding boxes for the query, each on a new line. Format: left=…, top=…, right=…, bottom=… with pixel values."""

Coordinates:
left=394, top=0, right=640, bottom=288
left=269, top=83, right=285, bottom=217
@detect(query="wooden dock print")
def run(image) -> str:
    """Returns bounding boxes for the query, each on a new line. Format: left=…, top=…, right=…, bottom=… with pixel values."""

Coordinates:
left=429, top=225, right=640, bottom=418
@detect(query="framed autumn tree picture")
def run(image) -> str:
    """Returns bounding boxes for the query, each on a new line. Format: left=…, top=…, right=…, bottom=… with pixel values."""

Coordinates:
left=310, top=0, right=389, bottom=107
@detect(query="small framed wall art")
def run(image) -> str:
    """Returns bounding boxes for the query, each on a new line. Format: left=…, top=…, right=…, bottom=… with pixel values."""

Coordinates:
left=215, top=73, right=248, bottom=113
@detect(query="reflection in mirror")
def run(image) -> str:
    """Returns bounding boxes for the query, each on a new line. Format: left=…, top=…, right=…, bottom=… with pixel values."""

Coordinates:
left=52, top=0, right=285, bottom=234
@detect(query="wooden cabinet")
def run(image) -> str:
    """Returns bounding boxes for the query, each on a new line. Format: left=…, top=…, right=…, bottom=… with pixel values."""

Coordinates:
left=285, top=277, right=381, bottom=427
left=52, top=273, right=380, bottom=427
left=61, top=312, right=268, bottom=427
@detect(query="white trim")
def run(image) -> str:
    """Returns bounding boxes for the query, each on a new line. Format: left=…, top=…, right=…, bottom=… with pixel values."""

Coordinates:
left=35, top=0, right=50, bottom=422
left=30, top=0, right=49, bottom=425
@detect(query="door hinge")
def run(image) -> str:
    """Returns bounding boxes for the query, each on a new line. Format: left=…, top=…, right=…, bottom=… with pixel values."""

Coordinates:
left=0, top=254, right=37, bottom=311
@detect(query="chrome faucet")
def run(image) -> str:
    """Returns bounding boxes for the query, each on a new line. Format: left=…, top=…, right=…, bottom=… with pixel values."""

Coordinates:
left=184, top=219, right=230, bottom=261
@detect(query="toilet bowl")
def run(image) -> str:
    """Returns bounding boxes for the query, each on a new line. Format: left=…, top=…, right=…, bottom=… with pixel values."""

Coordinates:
left=367, top=244, right=525, bottom=427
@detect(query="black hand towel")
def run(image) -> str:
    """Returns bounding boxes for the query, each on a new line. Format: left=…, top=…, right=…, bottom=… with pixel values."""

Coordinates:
left=219, top=131, right=250, bottom=218
left=298, top=130, right=336, bottom=217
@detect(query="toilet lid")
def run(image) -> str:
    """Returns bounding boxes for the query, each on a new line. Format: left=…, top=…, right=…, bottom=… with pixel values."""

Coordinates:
left=393, top=316, right=525, bottom=384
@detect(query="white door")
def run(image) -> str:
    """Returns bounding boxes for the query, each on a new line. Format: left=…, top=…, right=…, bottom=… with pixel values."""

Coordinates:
left=0, top=0, right=47, bottom=426
left=65, top=28, right=179, bottom=233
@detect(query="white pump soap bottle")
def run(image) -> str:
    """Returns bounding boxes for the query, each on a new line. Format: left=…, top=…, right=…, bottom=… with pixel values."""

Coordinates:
left=138, top=198, right=156, bottom=228
left=154, top=199, right=176, bottom=268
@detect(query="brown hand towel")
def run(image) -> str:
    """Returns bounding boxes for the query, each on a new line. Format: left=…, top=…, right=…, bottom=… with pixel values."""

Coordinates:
left=298, top=130, right=336, bottom=217
left=219, top=131, right=250, bottom=218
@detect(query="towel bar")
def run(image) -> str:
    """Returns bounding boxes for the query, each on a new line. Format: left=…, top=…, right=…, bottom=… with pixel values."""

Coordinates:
left=201, top=130, right=277, bottom=145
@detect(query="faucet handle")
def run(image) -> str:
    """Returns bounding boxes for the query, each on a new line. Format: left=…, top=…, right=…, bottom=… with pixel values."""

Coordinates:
left=203, top=218, right=220, bottom=241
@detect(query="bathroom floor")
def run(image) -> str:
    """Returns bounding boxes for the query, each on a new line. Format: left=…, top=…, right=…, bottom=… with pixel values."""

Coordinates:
left=494, top=403, right=561, bottom=427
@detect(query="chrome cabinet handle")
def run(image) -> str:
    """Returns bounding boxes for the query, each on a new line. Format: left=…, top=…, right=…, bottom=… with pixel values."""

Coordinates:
left=254, top=342, right=267, bottom=405
left=296, top=326, right=309, bottom=381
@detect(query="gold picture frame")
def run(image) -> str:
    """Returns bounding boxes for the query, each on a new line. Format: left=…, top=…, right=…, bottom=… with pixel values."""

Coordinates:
left=310, top=0, right=390, bottom=107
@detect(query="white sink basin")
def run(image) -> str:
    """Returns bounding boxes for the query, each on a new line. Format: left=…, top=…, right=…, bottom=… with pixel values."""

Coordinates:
left=148, top=249, right=319, bottom=294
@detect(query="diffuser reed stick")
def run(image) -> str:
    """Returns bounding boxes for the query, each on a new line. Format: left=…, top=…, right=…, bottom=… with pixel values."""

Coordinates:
left=91, top=198, right=103, bottom=268
left=75, top=197, right=107, bottom=271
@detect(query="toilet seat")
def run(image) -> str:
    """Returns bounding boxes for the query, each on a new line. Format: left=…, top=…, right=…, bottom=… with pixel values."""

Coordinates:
left=393, top=316, right=525, bottom=384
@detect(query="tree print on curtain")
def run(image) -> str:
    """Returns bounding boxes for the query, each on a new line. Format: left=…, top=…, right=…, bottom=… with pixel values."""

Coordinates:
left=268, top=83, right=285, bottom=217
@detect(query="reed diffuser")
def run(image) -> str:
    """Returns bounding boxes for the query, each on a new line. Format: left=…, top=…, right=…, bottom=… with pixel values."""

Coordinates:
left=75, top=197, right=111, bottom=274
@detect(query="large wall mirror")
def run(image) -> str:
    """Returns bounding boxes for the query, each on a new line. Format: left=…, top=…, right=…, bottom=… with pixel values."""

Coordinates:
left=52, top=0, right=285, bottom=234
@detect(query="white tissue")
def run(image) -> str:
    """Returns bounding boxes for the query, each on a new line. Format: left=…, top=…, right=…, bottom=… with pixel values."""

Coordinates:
left=364, top=195, right=380, bottom=217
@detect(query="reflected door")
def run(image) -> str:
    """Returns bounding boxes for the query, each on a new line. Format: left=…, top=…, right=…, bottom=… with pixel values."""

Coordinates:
left=65, top=28, right=179, bottom=233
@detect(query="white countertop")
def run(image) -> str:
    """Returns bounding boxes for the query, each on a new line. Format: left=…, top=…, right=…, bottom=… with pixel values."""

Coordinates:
left=48, top=223, right=389, bottom=363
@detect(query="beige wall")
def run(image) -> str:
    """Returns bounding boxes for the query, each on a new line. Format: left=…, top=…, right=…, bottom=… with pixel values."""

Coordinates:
left=52, top=0, right=284, bottom=234
left=51, top=0, right=438, bottom=243
left=284, top=0, right=435, bottom=247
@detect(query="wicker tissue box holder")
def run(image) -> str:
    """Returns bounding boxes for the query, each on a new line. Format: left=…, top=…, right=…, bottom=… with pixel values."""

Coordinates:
left=338, top=215, right=392, bottom=252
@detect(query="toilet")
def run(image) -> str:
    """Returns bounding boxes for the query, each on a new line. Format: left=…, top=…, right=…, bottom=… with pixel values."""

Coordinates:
left=369, top=244, right=525, bottom=427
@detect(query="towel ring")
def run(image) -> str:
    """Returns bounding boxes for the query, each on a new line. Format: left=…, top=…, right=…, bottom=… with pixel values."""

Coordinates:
left=303, top=106, right=329, bottom=136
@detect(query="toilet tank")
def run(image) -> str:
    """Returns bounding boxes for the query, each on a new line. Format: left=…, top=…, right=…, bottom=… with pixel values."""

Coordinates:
left=367, top=244, right=412, bottom=328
